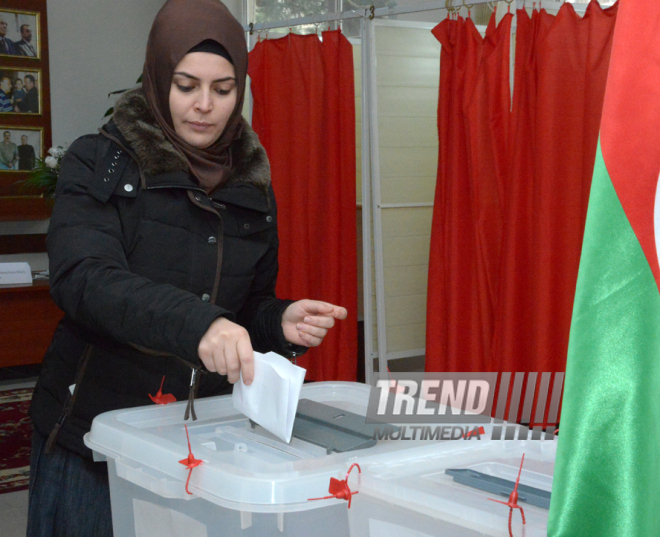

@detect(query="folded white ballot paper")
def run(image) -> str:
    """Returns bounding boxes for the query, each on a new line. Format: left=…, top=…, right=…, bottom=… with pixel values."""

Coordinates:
left=232, top=351, right=306, bottom=443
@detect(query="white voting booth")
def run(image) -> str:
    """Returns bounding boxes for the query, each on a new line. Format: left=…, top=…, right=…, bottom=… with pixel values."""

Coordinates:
left=85, top=382, right=555, bottom=537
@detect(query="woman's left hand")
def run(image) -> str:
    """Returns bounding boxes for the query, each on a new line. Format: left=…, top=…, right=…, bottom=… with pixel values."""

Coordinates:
left=282, top=300, right=348, bottom=347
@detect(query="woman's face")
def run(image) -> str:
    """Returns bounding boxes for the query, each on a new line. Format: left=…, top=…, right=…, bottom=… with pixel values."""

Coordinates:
left=169, top=52, right=237, bottom=149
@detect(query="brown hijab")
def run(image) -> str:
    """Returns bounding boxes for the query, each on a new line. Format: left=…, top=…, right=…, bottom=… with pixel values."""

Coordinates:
left=142, top=0, right=248, bottom=191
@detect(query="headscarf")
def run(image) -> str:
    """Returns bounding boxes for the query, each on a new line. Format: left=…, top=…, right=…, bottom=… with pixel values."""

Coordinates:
left=142, top=0, right=248, bottom=191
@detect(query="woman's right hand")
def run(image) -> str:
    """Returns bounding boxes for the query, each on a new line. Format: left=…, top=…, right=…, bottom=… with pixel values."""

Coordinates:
left=198, top=318, right=254, bottom=385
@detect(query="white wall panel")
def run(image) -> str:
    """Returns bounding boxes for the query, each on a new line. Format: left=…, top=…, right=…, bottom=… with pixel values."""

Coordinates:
left=386, top=295, right=428, bottom=326
left=381, top=207, right=433, bottom=237
left=387, top=323, right=427, bottom=353
left=381, top=177, right=436, bottom=204
left=383, top=236, right=431, bottom=267
left=375, top=24, right=441, bottom=57
left=384, top=265, right=428, bottom=297
left=376, top=56, right=440, bottom=88
left=371, top=22, right=439, bottom=364
left=378, top=117, right=438, bottom=149
left=378, top=86, right=439, bottom=118
left=380, top=148, right=438, bottom=178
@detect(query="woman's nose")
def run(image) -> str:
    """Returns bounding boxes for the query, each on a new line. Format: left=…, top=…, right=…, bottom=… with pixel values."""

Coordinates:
left=194, top=90, right=213, bottom=113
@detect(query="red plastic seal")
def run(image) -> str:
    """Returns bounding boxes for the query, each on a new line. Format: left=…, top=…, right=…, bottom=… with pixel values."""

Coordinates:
left=149, top=376, right=177, bottom=405
left=178, top=424, right=203, bottom=495
left=308, top=463, right=362, bottom=508
left=488, top=454, right=526, bottom=537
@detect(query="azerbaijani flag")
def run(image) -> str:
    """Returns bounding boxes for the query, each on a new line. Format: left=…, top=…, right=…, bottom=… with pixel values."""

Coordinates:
left=547, top=1, right=660, bottom=534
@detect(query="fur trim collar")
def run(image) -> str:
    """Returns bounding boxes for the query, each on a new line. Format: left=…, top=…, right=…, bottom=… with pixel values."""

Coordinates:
left=112, top=87, right=270, bottom=189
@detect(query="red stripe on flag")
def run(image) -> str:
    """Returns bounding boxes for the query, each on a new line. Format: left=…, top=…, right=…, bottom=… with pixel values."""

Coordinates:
left=601, top=0, right=660, bottom=293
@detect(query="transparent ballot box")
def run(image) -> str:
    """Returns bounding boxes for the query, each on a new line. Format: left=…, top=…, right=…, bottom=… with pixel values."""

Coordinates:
left=84, top=382, right=556, bottom=537
left=346, top=439, right=556, bottom=537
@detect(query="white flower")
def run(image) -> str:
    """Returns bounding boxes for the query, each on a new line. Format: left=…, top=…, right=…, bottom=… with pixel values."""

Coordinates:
left=44, top=156, right=58, bottom=169
left=47, top=144, right=68, bottom=159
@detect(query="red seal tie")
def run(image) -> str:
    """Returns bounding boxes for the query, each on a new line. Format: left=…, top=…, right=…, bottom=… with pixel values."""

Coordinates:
left=149, top=376, right=177, bottom=405
left=308, top=463, right=362, bottom=508
left=488, top=454, right=526, bottom=537
left=178, top=424, right=203, bottom=495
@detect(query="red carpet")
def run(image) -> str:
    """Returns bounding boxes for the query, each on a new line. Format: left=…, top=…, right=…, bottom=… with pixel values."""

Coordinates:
left=0, top=388, right=33, bottom=494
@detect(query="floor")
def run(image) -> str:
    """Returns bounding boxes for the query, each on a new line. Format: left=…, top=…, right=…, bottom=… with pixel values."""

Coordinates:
left=1, top=489, right=29, bottom=537
left=0, top=365, right=40, bottom=537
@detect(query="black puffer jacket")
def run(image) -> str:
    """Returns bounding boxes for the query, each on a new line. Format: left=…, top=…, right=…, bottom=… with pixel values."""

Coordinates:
left=30, top=88, right=303, bottom=458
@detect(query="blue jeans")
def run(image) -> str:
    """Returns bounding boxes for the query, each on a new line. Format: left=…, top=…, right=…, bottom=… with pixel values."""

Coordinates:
left=27, top=428, right=114, bottom=537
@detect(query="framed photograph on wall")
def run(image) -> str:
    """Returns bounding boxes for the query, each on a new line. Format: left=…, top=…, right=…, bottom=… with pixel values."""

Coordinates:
left=0, top=125, right=42, bottom=172
left=0, top=0, right=49, bottom=219
left=0, top=67, right=41, bottom=114
left=0, top=10, right=39, bottom=59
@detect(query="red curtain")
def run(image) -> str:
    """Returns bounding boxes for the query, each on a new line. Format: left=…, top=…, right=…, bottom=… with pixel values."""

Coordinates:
left=249, top=31, right=358, bottom=381
left=491, top=2, right=617, bottom=381
left=426, top=12, right=513, bottom=372
left=426, top=2, right=618, bottom=420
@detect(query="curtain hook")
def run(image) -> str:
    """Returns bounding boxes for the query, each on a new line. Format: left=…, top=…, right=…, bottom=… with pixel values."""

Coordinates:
left=463, top=0, right=473, bottom=18
left=369, top=5, right=375, bottom=19
left=249, top=22, right=254, bottom=35
left=450, top=0, right=458, bottom=20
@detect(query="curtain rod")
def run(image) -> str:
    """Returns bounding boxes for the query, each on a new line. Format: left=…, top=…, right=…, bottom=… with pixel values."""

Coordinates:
left=243, top=1, right=596, bottom=32
left=243, top=0, right=498, bottom=32
left=244, top=9, right=361, bottom=32
left=525, top=1, right=600, bottom=11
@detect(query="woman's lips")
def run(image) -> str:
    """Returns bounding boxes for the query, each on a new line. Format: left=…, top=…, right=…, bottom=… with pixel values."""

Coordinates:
left=187, top=121, right=213, bottom=131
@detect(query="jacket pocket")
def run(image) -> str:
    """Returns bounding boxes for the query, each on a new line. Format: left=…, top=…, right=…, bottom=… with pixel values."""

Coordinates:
left=222, top=205, right=276, bottom=238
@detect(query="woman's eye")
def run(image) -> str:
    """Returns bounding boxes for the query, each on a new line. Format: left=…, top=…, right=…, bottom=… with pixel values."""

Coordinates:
left=215, top=88, right=232, bottom=96
left=176, top=84, right=195, bottom=93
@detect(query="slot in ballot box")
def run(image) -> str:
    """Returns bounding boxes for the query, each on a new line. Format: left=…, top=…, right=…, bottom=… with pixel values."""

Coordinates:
left=84, top=382, right=556, bottom=537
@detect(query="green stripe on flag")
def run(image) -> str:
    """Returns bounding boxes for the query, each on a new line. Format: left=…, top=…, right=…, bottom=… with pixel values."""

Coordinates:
left=548, top=140, right=660, bottom=536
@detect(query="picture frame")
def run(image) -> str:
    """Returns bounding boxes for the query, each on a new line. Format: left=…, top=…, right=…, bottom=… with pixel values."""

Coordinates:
left=0, top=9, right=39, bottom=60
left=0, top=67, right=42, bottom=115
left=0, top=0, right=50, bottom=219
left=0, top=125, right=42, bottom=172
